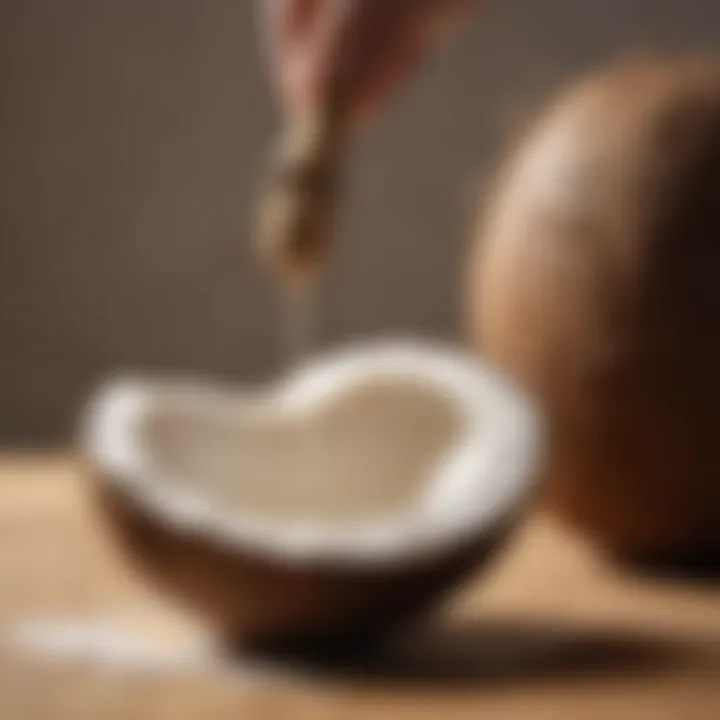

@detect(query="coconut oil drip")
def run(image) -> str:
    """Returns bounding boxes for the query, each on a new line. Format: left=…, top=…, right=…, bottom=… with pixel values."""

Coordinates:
left=281, top=279, right=330, bottom=505
left=282, top=282, right=317, bottom=369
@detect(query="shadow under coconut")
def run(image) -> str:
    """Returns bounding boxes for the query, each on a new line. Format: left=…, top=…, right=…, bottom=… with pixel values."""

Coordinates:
left=616, top=548, right=720, bottom=587
left=228, top=618, right=720, bottom=689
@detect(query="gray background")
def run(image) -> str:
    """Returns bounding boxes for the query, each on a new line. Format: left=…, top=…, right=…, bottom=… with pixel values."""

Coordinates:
left=2, top=0, right=719, bottom=444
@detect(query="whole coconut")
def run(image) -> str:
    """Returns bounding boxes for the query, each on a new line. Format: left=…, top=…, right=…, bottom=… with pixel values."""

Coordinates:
left=470, top=57, right=720, bottom=568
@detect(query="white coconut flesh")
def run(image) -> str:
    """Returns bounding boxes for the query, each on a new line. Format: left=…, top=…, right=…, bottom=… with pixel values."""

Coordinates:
left=83, top=342, right=543, bottom=567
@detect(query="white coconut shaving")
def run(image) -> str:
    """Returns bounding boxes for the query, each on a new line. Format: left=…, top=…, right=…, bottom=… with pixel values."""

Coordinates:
left=4, top=614, right=218, bottom=676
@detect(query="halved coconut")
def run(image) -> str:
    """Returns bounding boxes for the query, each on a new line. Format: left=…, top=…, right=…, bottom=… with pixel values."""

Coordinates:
left=81, top=341, right=543, bottom=652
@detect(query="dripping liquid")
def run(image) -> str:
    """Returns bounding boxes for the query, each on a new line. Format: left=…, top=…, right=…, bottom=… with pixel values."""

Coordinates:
left=282, top=283, right=317, bottom=370
left=278, top=282, right=330, bottom=511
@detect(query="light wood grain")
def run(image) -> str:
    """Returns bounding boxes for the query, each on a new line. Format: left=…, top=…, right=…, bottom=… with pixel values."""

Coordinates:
left=1, top=455, right=720, bottom=719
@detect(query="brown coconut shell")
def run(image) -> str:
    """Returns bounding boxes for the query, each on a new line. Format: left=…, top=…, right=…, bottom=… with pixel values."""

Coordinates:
left=89, top=465, right=514, bottom=656
left=470, top=56, right=720, bottom=567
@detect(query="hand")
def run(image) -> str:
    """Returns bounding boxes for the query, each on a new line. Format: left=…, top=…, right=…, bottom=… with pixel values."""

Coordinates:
left=260, top=0, right=475, bottom=126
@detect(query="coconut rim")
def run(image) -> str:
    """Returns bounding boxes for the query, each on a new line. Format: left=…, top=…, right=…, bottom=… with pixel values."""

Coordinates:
left=81, top=340, right=544, bottom=570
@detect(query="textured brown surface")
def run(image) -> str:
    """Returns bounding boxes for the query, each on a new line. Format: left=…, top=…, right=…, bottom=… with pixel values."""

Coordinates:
left=471, top=57, right=720, bottom=560
left=3, top=455, right=720, bottom=719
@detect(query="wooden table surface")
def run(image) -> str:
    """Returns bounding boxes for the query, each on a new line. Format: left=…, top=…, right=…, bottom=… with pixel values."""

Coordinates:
left=2, top=455, right=720, bottom=719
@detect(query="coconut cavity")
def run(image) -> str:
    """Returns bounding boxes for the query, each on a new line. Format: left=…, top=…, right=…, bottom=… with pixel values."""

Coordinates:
left=140, top=377, right=464, bottom=523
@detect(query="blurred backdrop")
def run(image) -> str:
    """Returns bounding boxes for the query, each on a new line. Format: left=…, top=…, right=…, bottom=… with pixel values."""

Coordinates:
left=2, top=0, right=720, bottom=444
